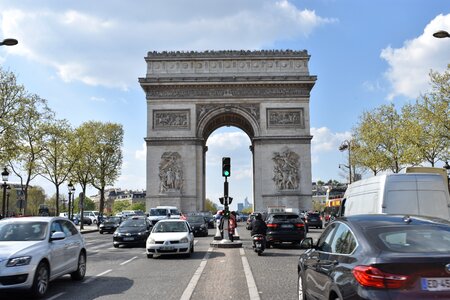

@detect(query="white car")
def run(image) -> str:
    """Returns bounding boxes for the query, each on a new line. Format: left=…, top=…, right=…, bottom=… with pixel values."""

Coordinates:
left=146, top=219, right=194, bottom=258
left=0, top=217, right=87, bottom=298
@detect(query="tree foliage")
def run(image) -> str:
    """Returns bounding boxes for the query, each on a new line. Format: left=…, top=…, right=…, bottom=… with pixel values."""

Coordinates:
left=204, top=198, right=218, bottom=213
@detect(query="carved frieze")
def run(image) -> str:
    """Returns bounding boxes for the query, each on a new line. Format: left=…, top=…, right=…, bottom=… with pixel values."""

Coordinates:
left=153, top=110, right=189, bottom=130
left=267, top=108, right=304, bottom=128
left=196, top=103, right=260, bottom=122
left=159, top=152, right=183, bottom=193
left=272, top=148, right=300, bottom=191
left=147, top=85, right=310, bottom=99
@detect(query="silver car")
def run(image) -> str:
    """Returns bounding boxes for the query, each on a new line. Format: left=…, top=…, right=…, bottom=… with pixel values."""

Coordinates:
left=0, top=217, right=87, bottom=298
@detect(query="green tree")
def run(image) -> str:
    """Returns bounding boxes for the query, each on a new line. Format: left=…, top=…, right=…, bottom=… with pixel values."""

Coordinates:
left=0, top=68, right=27, bottom=164
left=73, top=196, right=95, bottom=213
left=7, top=94, right=54, bottom=213
left=131, top=202, right=146, bottom=212
left=113, top=200, right=130, bottom=215
left=204, top=198, right=218, bottom=213
left=241, top=207, right=253, bottom=214
left=26, top=186, right=47, bottom=216
left=82, top=121, right=123, bottom=217
left=38, top=119, right=75, bottom=214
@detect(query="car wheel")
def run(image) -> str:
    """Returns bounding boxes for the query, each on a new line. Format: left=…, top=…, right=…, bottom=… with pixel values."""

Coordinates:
left=298, top=273, right=306, bottom=300
left=147, top=253, right=153, bottom=258
left=320, top=225, right=323, bottom=229
left=190, top=243, right=194, bottom=253
left=113, top=244, right=119, bottom=248
left=30, top=261, right=49, bottom=298
left=71, top=251, right=86, bottom=281
left=99, top=231, right=103, bottom=234
left=93, top=219, right=97, bottom=224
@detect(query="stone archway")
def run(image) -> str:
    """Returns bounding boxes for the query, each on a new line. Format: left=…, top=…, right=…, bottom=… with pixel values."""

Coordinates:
left=139, top=50, right=316, bottom=212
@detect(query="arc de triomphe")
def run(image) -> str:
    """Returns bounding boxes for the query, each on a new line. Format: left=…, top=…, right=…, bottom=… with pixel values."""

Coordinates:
left=139, top=50, right=316, bottom=212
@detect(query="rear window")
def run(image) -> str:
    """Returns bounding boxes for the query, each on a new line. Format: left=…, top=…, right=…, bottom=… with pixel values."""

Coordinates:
left=270, top=214, right=300, bottom=222
left=368, top=226, right=450, bottom=253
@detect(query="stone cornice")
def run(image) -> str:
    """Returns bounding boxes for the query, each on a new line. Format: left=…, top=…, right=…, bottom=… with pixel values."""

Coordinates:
left=139, top=75, right=316, bottom=84
left=145, top=49, right=309, bottom=59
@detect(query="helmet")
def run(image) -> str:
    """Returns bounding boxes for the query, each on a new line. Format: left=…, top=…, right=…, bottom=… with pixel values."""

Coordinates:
left=255, top=213, right=262, bottom=220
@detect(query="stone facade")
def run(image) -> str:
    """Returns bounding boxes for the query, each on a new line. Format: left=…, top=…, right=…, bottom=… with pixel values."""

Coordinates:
left=139, top=50, right=316, bottom=212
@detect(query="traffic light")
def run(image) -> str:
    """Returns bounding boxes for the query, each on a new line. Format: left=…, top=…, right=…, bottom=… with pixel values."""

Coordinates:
left=228, top=197, right=233, bottom=204
left=222, top=157, right=231, bottom=177
left=224, top=208, right=230, bottom=218
left=219, top=197, right=225, bottom=205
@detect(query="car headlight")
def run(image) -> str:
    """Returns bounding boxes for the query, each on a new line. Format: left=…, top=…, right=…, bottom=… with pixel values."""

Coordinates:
left=99, top=224, right=105, bottom=228
left=180, top=237, right=188, bottom=243
left=147, top=237, right=155, bottom=244
left=200, top=224, right=206, bottom=229
left=138, top=231, right=147, bottom=236
left=7, top=256, right=32, bottom=267
left=113, top=231, right=122, bottom=237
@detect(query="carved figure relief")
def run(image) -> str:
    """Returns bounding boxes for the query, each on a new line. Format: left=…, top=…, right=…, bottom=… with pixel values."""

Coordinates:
left=272, top=149, right=300, bottom=190
left=154, top=110, right=189, bottom=129
left=267, top=108, right=304, bottom=128
left=159, top=152, right=183, bottom=193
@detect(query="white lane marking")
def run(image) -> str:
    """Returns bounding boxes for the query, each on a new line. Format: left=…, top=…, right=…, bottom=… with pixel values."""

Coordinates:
left=240, top=248, right=260, bottom=300
left=120, top=256, right=138, bottom=266
left=84, top=269, right=112, bottom=284
left=180, top=247, right=212, bottom=300
left=46, top=292, right=65, bottom=300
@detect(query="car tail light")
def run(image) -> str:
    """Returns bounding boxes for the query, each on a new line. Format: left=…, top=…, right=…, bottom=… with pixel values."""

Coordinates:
left=353, top=265, right=409, bottom=289
left=267, top=223, right=278, bottom=228
left=294, top=223, right=304, bottom=228
left=320, top=216, right=323, bottom=220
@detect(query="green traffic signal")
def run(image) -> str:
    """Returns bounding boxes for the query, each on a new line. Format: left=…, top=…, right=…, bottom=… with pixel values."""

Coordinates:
left=222, top=157, right=231, bottom=177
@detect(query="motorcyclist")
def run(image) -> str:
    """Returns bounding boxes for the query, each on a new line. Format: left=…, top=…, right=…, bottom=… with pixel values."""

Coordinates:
left=250, top=213, right=267, bottom=236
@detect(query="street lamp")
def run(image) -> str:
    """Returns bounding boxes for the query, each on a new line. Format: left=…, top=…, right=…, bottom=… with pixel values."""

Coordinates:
left=68, top=181, right=74, bottom=220
left=6, top=185, right=11, bottom=217
left=433, top=30, right=450, bottom=39
left=1, top=167, right=9, bottom=218
left=339, top=140, right=352, bottom=184
left=443, top=161, right=450, bottom=193
left=0, top=38, right=18, bottom=46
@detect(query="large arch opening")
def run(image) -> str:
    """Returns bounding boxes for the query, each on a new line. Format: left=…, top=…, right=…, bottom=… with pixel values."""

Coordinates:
left=205, top=126, right=253, bottom=212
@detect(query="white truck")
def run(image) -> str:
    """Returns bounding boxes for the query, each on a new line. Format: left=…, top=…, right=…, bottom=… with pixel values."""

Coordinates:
left=147, top=206, right=181, bottom=226
left=339, top=173, right=450, bottom=220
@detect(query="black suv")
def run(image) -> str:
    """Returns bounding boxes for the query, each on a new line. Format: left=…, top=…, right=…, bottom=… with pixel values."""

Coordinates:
left=305, top=212, right=323, bottom=229
left=265, top=212, right=306, bottom=247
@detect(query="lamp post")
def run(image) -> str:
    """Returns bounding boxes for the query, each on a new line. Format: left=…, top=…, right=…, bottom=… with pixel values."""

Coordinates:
left=433, top=30, right=450, bottom=39
left=0, top=38, right=18, bottom=46
left=68, top=181, right=74, bottom=220
left=1, top=167, right=9, bottom=218
left=339, top=140, right=352, bottom=184
left=6, top=185, right=11, bottom=217
left=70, top=184, right=76, bottom=220
left=443, top=161, right=450, bottom=193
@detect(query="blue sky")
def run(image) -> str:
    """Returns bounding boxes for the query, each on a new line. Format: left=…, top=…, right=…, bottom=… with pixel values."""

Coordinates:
left=1, top=1, right=449, bottom=210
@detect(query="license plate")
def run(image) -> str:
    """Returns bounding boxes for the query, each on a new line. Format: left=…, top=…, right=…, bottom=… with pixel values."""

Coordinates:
left=160, top=246, right=174, bottom=250
left=123, top=237, right=134, bottom=241
left=281, top=224, right=293, bottom=228
left=256, top=243, right=261, bottom=247
left=421, top=277, right=450, bottom=291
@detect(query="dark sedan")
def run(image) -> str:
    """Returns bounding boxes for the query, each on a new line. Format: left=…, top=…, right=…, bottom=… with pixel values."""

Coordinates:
left=305, top=212, right=323, bottom=229
left=298, top=214, right=450, bottom=300
left=265, top=212, right=306, bottom=247
left=99, top=216, right=122, bottom=234
left=186, top=215, right=209, bottom=237
left=113, top=216, right=152, bottom=247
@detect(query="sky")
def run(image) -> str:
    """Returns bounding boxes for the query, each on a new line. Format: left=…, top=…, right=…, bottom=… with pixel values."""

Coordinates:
left=1, top=0, right=449, bottom=210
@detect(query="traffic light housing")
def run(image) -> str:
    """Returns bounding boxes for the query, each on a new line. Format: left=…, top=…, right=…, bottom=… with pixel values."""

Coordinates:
left=219, top=197, right=225, bottom=205
left=222, top=157, right=231, bottom=177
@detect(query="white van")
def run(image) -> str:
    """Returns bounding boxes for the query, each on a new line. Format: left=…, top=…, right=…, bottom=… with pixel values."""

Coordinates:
left=147, top=206, right=181, bottom=225
left=339, top=173, right=450, bottom=220
left=83, top=211, right=100, bottom=224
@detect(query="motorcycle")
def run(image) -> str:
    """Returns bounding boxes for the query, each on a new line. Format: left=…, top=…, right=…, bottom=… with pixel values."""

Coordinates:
left=252, top=234, right=266, bottom=256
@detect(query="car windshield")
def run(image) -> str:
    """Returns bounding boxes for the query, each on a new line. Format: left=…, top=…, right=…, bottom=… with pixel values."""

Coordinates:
left=187, top=216, right=205, bottom=223
left=150, top=209, right=167, bottom=216
left=368, top=225, right=450, bottom=253
left=170, top=209, right=180, bottom=215
left=154, top=222, right=187, bottom=233
left=0, top=221, right=48, bottom=241
left=270, top=214, right=300, bottom=222
left=120, top=219, right=146, bottom=227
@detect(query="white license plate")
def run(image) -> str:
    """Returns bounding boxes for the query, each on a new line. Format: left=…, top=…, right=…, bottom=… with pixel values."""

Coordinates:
left=160, top=246, right=174, bottom=251
left=255, top=243, right=261, bottom=247
left=123, top=237, right=134, bottom=241
left=281, top=224, right=293, bottom=228
left=421, top=277, right=450, bottom=291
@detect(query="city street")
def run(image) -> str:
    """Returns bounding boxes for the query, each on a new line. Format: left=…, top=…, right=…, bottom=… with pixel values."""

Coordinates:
left=0, top=223, right=323, bottom=300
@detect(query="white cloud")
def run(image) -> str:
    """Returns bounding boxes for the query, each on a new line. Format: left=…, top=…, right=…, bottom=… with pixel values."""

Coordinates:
left=381, top=13, right=450, bottom=100
left=311, top=127, right=351, bottom=153
left=0, top=1, right=336, bottom=90
left=135, top=142, right=146, bottom=161
left=207, top=131, right=250, bottom=151
left=90, top=96, right=106, bottom=102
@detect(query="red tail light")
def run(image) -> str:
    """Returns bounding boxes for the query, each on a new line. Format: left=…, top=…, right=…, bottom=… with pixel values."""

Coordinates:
left=267, top=223, right=278, bottom=228
left=294, top=223, right=304, bottom=228
left=353, top=265, right=409, bottom=289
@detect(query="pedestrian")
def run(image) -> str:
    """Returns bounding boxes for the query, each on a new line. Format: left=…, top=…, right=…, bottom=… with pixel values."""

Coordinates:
left=229, top=211, right=237, bottom=242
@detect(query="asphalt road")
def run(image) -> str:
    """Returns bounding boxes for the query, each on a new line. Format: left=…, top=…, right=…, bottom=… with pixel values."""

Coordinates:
left=0, top=223, right=324, bottom=300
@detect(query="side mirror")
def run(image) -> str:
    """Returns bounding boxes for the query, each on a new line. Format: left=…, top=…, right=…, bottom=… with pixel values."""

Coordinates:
left=50, top=231, right=66, bottom=241
left=300, top=237, right=314, bottom=249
